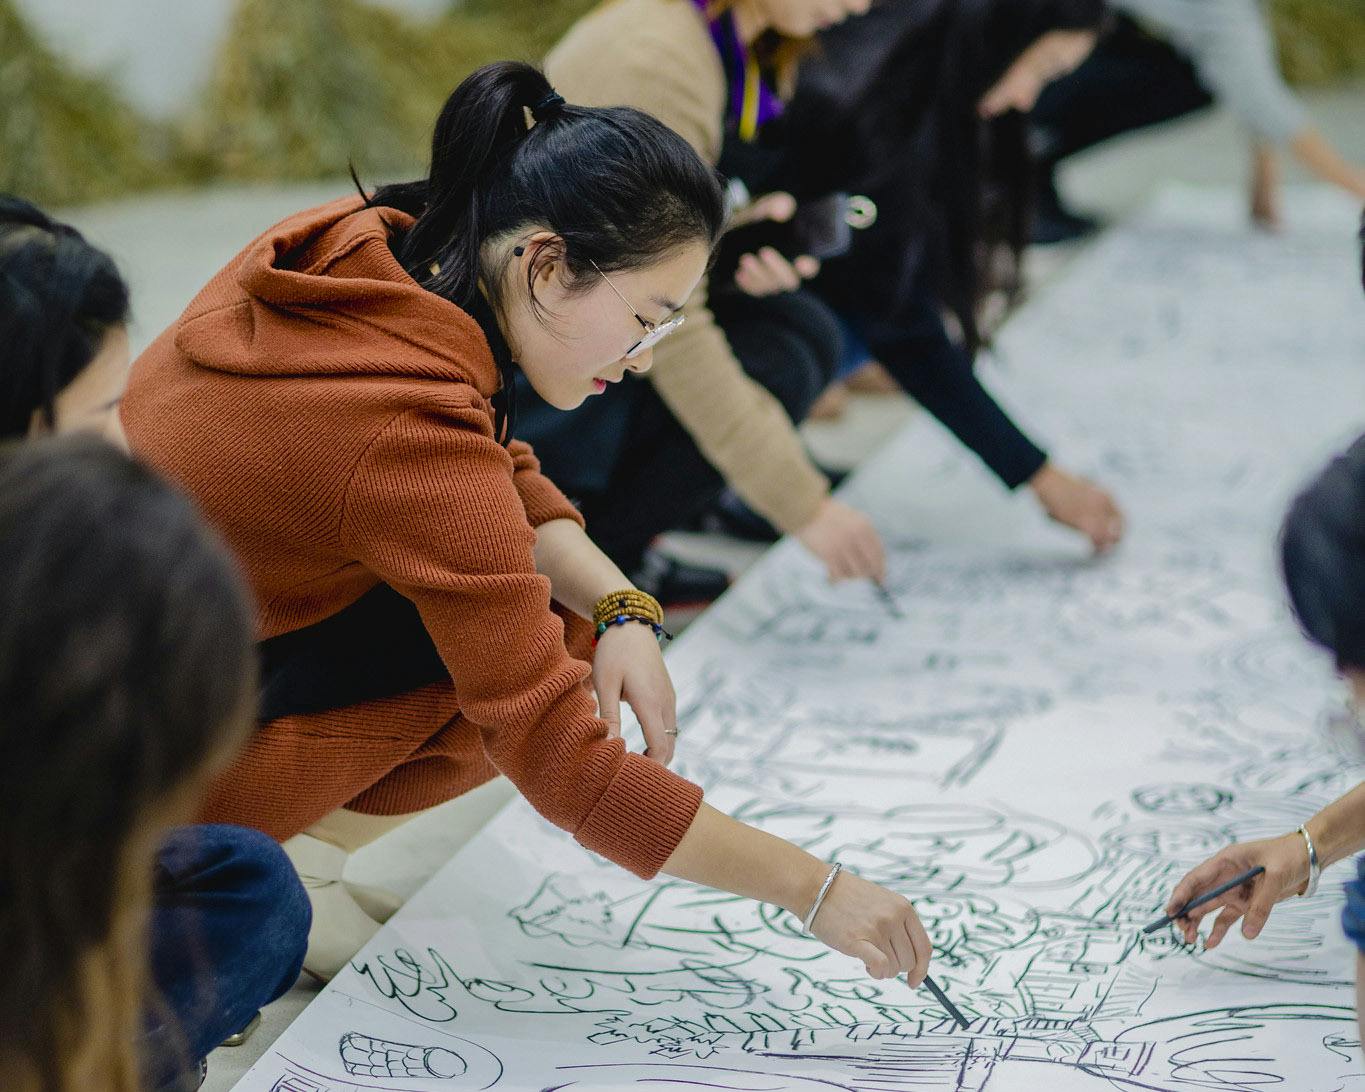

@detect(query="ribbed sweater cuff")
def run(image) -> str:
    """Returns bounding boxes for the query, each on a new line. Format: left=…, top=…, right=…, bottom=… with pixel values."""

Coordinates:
left=575, top=754, right=704, bottom=879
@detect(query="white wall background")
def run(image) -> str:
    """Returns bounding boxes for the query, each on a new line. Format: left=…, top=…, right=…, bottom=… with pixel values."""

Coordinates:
left=14, top=0, right=453, bottom=120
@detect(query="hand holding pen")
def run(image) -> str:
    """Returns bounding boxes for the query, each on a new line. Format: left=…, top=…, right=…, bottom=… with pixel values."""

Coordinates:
left=1158, top=833, right=1317, bottom=949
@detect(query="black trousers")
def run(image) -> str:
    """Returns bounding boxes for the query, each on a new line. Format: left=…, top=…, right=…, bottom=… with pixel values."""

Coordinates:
left=575, top=288, right=842, bottom=572
left=1032, top=16, right=1214, bottom=168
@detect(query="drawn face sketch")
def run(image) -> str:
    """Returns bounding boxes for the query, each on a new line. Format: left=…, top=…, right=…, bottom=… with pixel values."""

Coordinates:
left=734, top=801, right=1105, bottom=893
left=1100, top=820, right=1230, bottom=867
left=1131, top=783, right=1232, bottom=815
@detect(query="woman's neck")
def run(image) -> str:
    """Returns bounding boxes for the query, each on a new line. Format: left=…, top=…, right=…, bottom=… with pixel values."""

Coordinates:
left=729, top=0, right=768, bottom=44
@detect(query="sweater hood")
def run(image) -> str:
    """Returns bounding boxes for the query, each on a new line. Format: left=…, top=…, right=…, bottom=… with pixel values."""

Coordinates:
left=173, top=196, right=500, bottom=398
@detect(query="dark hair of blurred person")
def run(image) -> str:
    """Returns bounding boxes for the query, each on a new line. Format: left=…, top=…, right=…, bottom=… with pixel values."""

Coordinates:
left=0, top=194, right=310, bottom=1091
left=0, top=434, right=257, bottom=1092
left=1283, top=431, right=1365, bottom=673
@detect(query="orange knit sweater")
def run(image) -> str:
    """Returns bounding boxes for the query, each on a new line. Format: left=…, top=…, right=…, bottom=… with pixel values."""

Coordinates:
left=122, top=197, right=703, bottom=878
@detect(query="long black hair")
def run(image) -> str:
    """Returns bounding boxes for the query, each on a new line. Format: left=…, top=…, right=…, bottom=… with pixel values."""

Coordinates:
left=786, top=0, right=1106, bottom=353
left=0, top=197, right=131, bottom=439
left=360, top=60, right=726, bottom=318
left=0, top=434, right=255, bottom=1092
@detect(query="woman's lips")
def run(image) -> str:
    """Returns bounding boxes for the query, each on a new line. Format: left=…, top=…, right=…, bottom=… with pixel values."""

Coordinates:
left=592, top=378, right=608, bottom=394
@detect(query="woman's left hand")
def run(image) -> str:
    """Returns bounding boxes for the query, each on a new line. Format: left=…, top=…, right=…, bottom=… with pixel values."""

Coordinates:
left=1029, top=462, right=1125, bottom=552
left=593, top=621, right=678, bottom=765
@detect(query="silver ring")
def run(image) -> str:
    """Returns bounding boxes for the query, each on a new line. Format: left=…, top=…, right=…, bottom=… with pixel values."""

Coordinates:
left=664, top=728, right=680, bottom=737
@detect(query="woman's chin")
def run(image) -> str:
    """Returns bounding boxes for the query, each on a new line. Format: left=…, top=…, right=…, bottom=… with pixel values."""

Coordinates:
left=526, top=382, right=588, bottom=411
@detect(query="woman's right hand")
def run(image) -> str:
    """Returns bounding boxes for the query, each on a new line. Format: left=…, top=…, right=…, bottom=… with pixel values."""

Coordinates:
left=661, top=806, right=932, bottom=986
left=1163, top=833, right=1310, bottom=949
left=810, top=868, right=934, bottom=986
left=797, top=497, right=887, bottom=584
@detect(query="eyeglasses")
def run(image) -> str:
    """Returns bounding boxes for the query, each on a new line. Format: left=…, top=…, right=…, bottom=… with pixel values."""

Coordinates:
left=591, top=260, right=685, bottom=359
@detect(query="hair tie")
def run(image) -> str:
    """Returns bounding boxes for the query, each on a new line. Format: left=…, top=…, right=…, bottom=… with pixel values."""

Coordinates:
left=530, top=91, right=566, bottom=123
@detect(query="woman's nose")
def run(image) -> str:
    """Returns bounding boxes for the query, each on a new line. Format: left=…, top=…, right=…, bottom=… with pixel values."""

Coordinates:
left=626, top=348, right=654, bottom=375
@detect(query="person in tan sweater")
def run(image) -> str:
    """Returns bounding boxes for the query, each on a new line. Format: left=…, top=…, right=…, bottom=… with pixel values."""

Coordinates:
left=527, top=0, right=1123, bottom=585
left=122, top=61, right=936, bottom=987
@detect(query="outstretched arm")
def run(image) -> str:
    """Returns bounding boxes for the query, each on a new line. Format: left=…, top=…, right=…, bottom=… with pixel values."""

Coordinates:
left=1164, top=782, right=1365, bottom=949
left=663, top=802, right=934, bottom=985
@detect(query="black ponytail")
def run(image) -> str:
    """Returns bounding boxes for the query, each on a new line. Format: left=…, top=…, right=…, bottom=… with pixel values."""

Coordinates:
left=0, top=196, right=131, bottom=439
left=360, top=61, right=726, bottom=317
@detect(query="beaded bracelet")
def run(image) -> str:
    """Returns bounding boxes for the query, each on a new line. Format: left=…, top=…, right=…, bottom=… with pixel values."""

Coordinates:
left=592, top=613, right=673, bottom=647
left=593, top=588, right=663, bottom=628
left=593, top=598, right=663, bottom=628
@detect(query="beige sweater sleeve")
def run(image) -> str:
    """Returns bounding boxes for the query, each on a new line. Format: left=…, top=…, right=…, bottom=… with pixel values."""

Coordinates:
left=546, top=0, right=829, bottom=533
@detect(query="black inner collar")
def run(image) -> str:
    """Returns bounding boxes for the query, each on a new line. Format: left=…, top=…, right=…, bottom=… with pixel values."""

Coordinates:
left=464, top=286, right=518, bottom=446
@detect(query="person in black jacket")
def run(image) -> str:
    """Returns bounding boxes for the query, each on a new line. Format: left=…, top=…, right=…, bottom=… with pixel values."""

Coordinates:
left=729, top=0, right=1126, bottom=551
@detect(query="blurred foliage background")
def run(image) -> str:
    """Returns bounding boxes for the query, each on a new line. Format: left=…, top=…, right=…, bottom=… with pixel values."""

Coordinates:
left=0, top=0, right=161, bottom=206
left=1, top=0, right=1361, bottom=208
left=1270, top=0, right=1365, bottom=84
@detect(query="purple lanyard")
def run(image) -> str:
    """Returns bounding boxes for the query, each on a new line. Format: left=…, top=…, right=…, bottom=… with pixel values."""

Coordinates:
left=691, top=0, right=784, bottom=141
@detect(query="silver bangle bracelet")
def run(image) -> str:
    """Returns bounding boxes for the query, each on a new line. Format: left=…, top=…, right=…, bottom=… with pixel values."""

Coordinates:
left=802, top=862, right=843, bottom=934
left=1298, top=824, right=1321, bottom=898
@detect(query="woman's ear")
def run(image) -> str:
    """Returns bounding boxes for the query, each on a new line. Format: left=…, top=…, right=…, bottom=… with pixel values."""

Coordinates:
left=518, top=232, right=567, bottom=296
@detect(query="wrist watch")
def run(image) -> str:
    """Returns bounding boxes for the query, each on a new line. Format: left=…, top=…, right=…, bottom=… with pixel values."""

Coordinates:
left=1298, top=824, right=1321, bottom=898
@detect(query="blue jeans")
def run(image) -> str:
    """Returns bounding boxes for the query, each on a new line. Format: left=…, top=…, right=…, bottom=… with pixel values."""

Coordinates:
left=1343, top=856, right=1365, bottom=953
left=143, top=824, right=310, bottom=1091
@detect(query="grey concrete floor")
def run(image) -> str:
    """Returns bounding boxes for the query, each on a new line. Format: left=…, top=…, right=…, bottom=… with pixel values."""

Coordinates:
left=55, top=86, right=1364, bottom=1090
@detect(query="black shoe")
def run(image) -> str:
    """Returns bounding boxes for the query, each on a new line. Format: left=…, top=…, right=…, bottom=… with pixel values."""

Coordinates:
left=632, top=551, right=731, bottom=610
left=705, top=489, right=781, bottom=543
left=704, top=470, right=851, bottom=544
left=1033, top=204, right=1102, bottom=246
left=1031, top=166, right=1103, bottom=245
